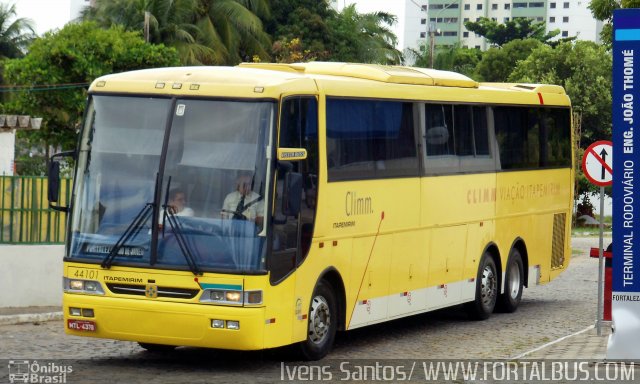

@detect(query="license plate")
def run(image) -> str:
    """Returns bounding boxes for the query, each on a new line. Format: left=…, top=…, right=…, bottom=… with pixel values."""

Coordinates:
left=67, top=319, right=96, bottom=332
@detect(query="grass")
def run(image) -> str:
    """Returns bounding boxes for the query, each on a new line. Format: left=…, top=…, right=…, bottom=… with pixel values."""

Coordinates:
left=571, top=215, right=612, bottom=237
left=572, top=227, right=612, bottom=237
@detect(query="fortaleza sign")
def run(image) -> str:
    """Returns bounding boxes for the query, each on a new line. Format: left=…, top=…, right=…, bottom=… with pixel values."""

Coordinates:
left=610, top=8, right=640, bottom=360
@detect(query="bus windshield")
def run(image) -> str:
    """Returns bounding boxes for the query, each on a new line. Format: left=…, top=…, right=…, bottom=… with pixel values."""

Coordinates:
left=69, top=95, right=275, bottom=273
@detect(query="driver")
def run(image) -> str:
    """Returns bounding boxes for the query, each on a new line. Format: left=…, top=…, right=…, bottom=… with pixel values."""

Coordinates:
left=158, top=188, right=194, bottom=228
left=221, top=173, right=264, bottom=225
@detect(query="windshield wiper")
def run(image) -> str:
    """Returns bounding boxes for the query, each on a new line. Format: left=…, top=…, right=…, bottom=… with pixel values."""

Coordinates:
left=101, top=203, right=153, bottom=269
left=163, top=209, right=202, bottom=276
left=161, top=177, right=202, bottom=276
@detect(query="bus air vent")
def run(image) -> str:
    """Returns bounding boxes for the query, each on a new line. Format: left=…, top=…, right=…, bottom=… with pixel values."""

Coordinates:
left=551, top=213, right=566, bottom=269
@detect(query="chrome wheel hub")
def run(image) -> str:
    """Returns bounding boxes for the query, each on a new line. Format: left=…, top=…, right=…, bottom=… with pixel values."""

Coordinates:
left=481, top=264, right=497, bottom=308
left=508, top=262, right=521, bottom=299
left=309, top=295, right=331, bottom=344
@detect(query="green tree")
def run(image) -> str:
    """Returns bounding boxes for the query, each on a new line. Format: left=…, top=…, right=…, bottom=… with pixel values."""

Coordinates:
left=407, top=43, right=481, bottom=77
left=84, top=0, right=271, bottom=65
left=589, top=0, right=640, bottom=45
left=265, top=0, right=335, bottom=60
left=433, top=44, right=482, bottom=77
left=3, top=22, right=180, bottom=174
left=474, top=38, right=543, bottom=81
left=272, top=37, right=318, bottom=63
left=0, top=2, right=36, bottom=106
left=508, top=41, right=612, bottom=197
left=464, top=17, right=559, bottom=47
left=199, top=0, right=271, bottom=63
left=327, top=5, right=402, bottom=64
left=0, top=2, right=35, bottom=59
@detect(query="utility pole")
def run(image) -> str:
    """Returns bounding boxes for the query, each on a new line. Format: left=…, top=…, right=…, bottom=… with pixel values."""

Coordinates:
left=429, top=2, right=458, bottom=69
left=429, top=23, right=436, bottom=68
left=144, top=11, right=150, bottom=43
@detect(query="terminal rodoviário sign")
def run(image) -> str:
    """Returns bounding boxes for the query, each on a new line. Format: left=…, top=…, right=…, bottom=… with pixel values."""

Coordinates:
left=609, top=8, right=640, bottom=360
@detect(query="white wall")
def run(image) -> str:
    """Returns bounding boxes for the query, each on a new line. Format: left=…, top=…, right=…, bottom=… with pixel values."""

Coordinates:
left=0, top=245, right=64, bottom=307
left=0, top=130, right=15, bottom=176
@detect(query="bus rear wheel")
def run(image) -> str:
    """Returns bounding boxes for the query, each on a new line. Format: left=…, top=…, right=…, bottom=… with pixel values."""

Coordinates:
left=298, top=281, right=337, bottom=360
left=497, top=248, right=524, bottom=313
left=465, top=253, right=498, bottom=320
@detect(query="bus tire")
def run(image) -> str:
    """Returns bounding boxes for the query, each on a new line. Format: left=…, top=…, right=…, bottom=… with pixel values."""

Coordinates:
left=299, top=280, right=337, bottom=360
left=138, top=342, right=176, bottom=353
left=465, top=252, right=498, bottom=320
left=497, top=248, right=524, bottom=313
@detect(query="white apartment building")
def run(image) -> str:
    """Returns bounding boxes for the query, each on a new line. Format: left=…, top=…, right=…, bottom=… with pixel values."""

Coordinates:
left=546, top=0, right=603, bottom=42
left=330, top=0, right=602, bottom=54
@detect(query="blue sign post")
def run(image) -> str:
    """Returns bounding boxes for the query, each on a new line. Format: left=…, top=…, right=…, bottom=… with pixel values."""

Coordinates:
left=609, top=8, right=640, bottom=360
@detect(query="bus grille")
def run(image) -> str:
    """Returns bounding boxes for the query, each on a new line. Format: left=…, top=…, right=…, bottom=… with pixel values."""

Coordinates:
left=106, top=283, right=200, bottom=299
left=551, top=213, right=566, bottom=269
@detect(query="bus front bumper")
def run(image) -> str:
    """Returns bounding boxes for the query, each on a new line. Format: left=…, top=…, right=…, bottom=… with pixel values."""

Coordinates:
left=63, top=293, right=266, bottom=350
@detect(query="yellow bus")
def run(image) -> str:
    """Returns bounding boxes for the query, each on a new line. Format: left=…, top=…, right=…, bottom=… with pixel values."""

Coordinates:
left=49, top=62, right=573, bottom=360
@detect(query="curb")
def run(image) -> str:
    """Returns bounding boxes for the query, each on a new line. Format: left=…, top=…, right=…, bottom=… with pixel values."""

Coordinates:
left=0, top=312, right=63, bottom=326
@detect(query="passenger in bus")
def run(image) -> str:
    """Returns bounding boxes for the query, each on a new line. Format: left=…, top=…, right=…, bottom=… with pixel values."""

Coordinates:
left=159, top=188, right=194, bottom=226
left=221, top=173, right=264, bottom=226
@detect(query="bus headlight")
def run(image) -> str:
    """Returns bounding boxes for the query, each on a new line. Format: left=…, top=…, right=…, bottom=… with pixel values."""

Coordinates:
left=244, top=290, right=263, bottom=305
left=200, top=289, right=262, bottom=306
left=69, top=280, right=84, bottom=290
left=201, top=289, right=242, bottom=305
left=210, top=290, right=225, bottom=301
left=64, top=277, right=105, bottom=295
left=84, top=281, right=101, bottom=292
left=225, top=291, right=242, bottom=302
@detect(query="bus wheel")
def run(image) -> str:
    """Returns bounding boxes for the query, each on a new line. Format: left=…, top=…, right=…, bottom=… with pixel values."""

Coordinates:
left=299, top=281, right=337, bottom=360
left=138, top=342, right=176, bottom=353
left=465, top=253, right=498, bottom=320
left=498, top=248, right=524, bottom=313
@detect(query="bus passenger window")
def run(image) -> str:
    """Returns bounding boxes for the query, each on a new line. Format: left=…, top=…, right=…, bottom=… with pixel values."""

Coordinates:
left=326, top=98, right=418, bottom=180
left=425, top=104, right=454, bottom=156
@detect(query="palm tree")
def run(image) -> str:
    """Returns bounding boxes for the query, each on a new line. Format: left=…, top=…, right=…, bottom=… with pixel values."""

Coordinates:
left=328, top=5, right=402, bottom=65
left=198, top=0, right=271, bottom=64
left=0, top=3, right=36, bottom=59
left=83, top=0, right=271, bottom=65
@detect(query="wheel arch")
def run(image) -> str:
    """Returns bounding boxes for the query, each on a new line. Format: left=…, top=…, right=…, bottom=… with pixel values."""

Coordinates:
left=509, top=237, right=530, bottom=288
left=317, top=267, right=347, bottom=331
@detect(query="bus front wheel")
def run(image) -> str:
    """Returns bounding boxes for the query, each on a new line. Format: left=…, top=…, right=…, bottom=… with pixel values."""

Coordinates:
left=299, top=281, right=337, bottom=360
left=497, top=248, right=524, bottom=313
left=465, top=253, right=498, bottom=320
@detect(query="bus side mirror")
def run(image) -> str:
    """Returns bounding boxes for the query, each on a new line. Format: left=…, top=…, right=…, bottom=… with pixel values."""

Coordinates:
left=48, top=151, right=75, bottom=213
left=282, top=172, right=303, bottom=217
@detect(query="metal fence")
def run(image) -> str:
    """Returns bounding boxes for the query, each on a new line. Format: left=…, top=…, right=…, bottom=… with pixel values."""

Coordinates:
left=0, top=176, right=72, bottom=244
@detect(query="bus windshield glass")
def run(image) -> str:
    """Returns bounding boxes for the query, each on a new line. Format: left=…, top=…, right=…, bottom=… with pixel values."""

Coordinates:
left=69, top=95, right=274, bottom=273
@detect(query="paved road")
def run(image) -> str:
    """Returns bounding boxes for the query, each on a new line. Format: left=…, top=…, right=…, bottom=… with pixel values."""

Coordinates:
left=0, top=237, right=608, bottom=383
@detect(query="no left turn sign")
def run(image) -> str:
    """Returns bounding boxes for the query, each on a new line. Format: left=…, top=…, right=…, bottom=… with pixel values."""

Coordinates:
left=582, top=140, right=613, bottom=187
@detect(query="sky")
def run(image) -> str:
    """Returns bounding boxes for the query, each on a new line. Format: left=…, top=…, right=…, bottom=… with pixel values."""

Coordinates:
left=5, top=0, right=72, bottom=35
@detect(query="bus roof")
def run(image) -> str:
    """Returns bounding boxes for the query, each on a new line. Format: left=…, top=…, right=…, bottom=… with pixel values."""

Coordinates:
left=89, top=62, right=568, bottom=102
left=238, top=62, right=479, bottom=88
